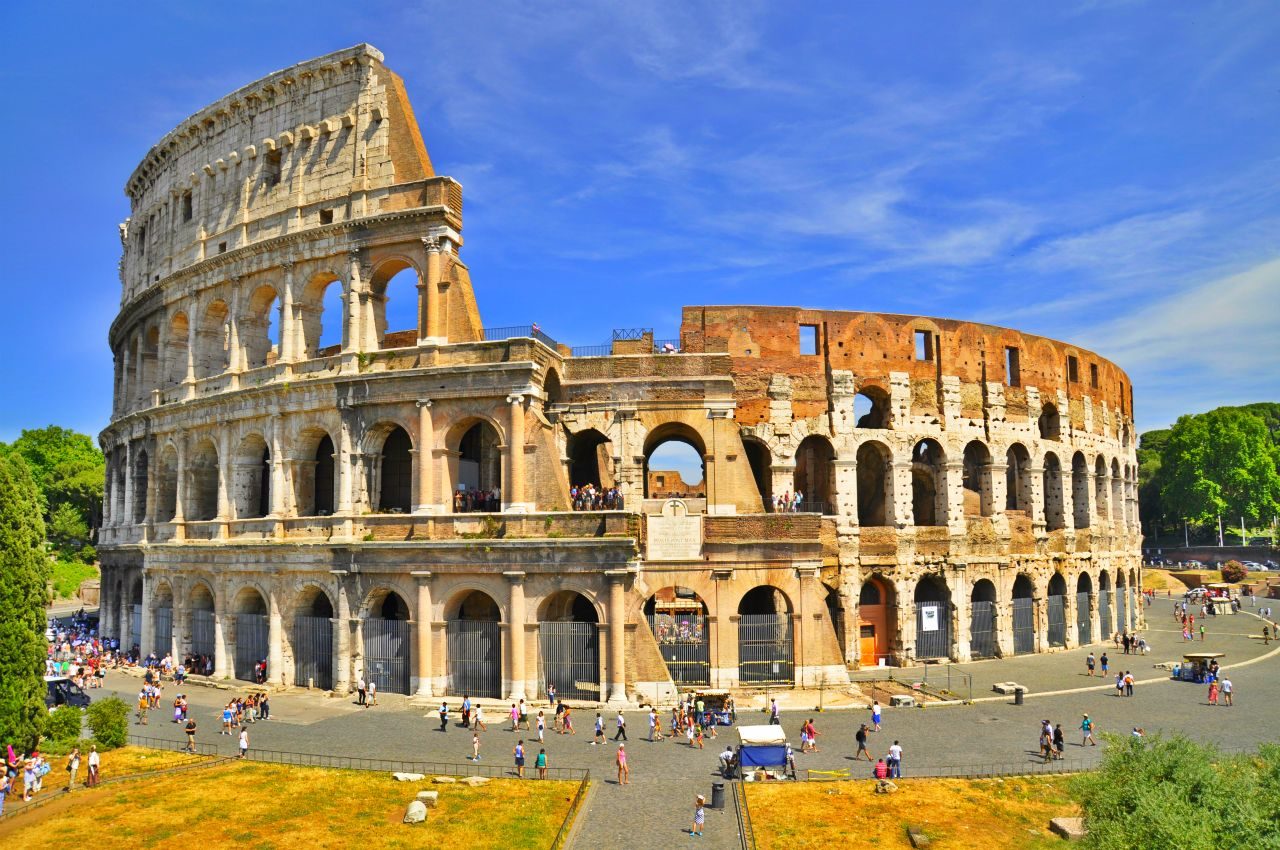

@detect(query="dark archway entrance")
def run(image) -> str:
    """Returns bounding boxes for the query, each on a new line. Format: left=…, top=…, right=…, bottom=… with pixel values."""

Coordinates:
left=1076, top=573, right=1093, bottom=645
left=737, top=587, right=794, bottom=684
left=364, top=590, right=410, bottom=695
left=567, top=429, right=612, bottom=490
left=646, top=587, right=710, bottom=686
left=233, top=589, right=269, bottom=682
left=970, top=579, right=997, bottom=659
left=1047, top=573, right=1067, bottom=647
left=293, top=589, right=334, bottom=691
left=539, top=592, right=601, bottom=701
left=1012, top=575, right=1035, bottom=655
left=741, top=438, right=773, bottom=512
left=858, top=577, right=892, bottom=666
left=456, top=421, right=502, bottom=511
left=446, top=590, right=502, bottom=699
left=378, top=427, right=412, bottom=513
left=914, top=577, right=951, bottom=660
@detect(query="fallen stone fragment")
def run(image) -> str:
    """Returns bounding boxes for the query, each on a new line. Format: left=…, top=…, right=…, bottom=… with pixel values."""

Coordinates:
left=432, top=775, right=457, bottom=784
left=416, top=790, right=440, bottom=807
left=392, top=772, right=425, bottom=782
left=403, top=801, right=427, bottom=824
left=1049, top=816, right=1086, bottom=841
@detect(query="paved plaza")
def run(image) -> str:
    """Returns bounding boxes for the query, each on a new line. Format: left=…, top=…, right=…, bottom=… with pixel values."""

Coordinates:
left=86, top=601, right=1280, bottom=848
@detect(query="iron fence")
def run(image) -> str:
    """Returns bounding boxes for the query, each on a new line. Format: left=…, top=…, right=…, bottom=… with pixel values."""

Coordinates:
left=364, top=617, right=410, bottom=695
left=570, top=344, right=612, bottom=357
left=1047, top=595, right=1067, bottom=647
left=128, top=734, right=220, bottom=756
left=551, top=770, right=593, bottom=850
left=1076, top=591, right=1092, bottom=644
left=738, top=614, right=794, bottom=684
left=1012, top=597, right=1035, bottom=654
left=293, top=615, right=333, bottom=690
left=915, top=601, right=950, bottom=660
left=1117, top=591, right=1128, bottom=636
left=539, top=621, right=601, bottom=701
left=239, top=747, right=588, bottom=782
left=129, top=604, right=142, bottom=651
left=154, top=607, right=173, bottom=657
left=612, top=327, right=652, bottom=340
left=481, top=324, right=559, bottom=348
left=648, top=613, right=710, bottom=686
left=1099, top=589, right=1113, bottom=638
left=447, top=619, right=502, bottom=698
left=733, top=776, right=757, bottom=850
left=969, top=600, right=996, bottom=658
left=191, top=609, right=216, bottom=657
left=234, top=613, right=269, bottom=681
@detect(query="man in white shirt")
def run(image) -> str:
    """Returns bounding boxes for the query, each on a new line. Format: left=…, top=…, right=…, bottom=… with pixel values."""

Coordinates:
left=1221, top=677, right=1233, bottom=706
left=887, top=741, right=904, bottom=778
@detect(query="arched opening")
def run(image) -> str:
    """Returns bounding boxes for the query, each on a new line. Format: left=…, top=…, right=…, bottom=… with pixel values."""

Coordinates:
left=301, top=275, right=345, bottom=357
left=969, top=579, right=997, bottom=658
left=446, top=590, right=502, bottom=699
left=166, top=312, right=189, bottom=388
left=913, top=576, right=951, bottom=660
left=195, top=299, right=231, bottom=379
left=1012, top=574, right=1035, bottom=654
left=645, top=586, right=710, bottom=686
left=127, top=577, right=143, bottom=652
left=189, top=582, right=217, bottom=666
left=131, top=447, right=149, bottom=524
left=544, top=368, right=563, bottom=407
left=962, top=441, right=993, bottom=517
left=741, top=437, right=774, bottom=512
left=858, top=576, right=893, bottom=666
left=374, top=426, right=412, bottom=513
left=232, top=587, right=269, bottom=682
left=1094, top=456, right=1110, bottom=520
left=793, top=435, right=835, bottom=514
left=1076, top=572, right=1094, bottom=645
left=315, top=434, right=336, bottom=515
left=1111, top=459, right=1124, bottom=525
left=643, top=425, right=706, bottom=499
left=1072, top=452, right=1090, bottom=529
left=737, top=586, right=794, bottom=684
left=187, top=439, right=220, bottom=522
left=293, top=586, right=334, bottom=691
left=1042, top=452, right=1066, bottom=531
left=1115, top=571, right=1129, bottom=635
left=157, top=445, right=178, bottom=522
left=1005, top=444, right=1032, bottom=513
left=152, top=583, right=173, bottom=659
left=538, top=590, right=601, bottom=701
left=856, top=441, right=892, bottom=527
left=911, top=439, right=946, bottom=527
left=454, top=420, right=502, bottom=512
left=232, top=434, right=271, bottom=519
left=1038, top=403, right=1061, bottom=441
left=1098, top=570, right=1113, bottom=639
left=141, top=326, right=161, bottom=400
left=853, top=387, right=890, bottom=429
left=364, top=589, right=411, bottom=695
left=567, top=429, right=613, bottom=493
left=243, top=284, right=281, bottom=370
left=292, top=429, right=335, bottom=517
left=1047, top=573, right=1067, bottom=647
left=370, top=261, right=420, bottom=349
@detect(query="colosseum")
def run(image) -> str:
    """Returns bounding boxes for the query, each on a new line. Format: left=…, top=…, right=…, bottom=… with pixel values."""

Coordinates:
left=98, top=44, right=1143, bottom=703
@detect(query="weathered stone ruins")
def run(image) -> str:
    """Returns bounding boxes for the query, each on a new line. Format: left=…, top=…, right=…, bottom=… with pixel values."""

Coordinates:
left=98, top=44, right=1143, bottom=703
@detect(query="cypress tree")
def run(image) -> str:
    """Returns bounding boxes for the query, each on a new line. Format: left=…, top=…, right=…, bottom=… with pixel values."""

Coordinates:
left=0, top=453, right=51, bottom=751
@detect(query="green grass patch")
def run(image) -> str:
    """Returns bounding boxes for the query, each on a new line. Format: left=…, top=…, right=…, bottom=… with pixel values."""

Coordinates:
left=50, top=559, right=98, bottom=599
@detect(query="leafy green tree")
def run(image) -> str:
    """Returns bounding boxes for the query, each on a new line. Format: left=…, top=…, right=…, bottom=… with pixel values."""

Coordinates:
left=1221, top=560, right=1247, bottom=583
left=1160, top=407, right=1280, bottom=526
left=0, top=453, right=52, bottom=751
left=2, top=426, right=104, bottom=563
left=1073, top=734, right=1279, bottom=850
left=1136, top=428, right=1170, bottom=535
left=86, top=696, right=130, bottom=750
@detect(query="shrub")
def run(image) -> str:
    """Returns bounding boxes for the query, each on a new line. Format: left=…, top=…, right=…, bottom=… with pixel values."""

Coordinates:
left=44, top=704, right=84, bottom=745
left=86, top=696, right=130, bottom=750
left=1221, top=560, right=1247, bottom=583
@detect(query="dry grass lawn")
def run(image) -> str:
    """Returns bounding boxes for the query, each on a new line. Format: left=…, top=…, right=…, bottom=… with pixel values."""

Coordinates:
left=96, top=745, right=211, bottom=778
left=4, top=760, right=577, bottom=849
left=747, top=775, right=1079, bottom=849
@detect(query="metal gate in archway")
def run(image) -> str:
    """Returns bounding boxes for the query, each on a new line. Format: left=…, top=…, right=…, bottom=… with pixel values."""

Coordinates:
left=1047, top=594, right=1066, bottom=647
left=1099, top=590, right=1113, bottom=639
left=1128, top=588, right=1137, bottom=630
left=129, top=604, right=142, bottom=652
left=191, top=609, right=216, bottom=657
left=234, top=613, right=269, bottom=681
left=153, top=607, right=173, bottom=657
left=447, top=619, right=502, bottom=699
left=737, top=614, right=794, bottom=684
left=539, top=622, right=600, bottom=701
left=363, top=618, right=410, bottom=695
left=969, top=601, right=996, bottom=659
left=915, top=602, right=950, bottom=660
left=648, top=613, right=710, bottom=686
left=293, top=615, right=333, bottom=691
left=1076, top=592, right=1092, bottom=644
left=1012, top=598, right=1035, bottom=654
left=1116, top=591, right=1128, bottom=635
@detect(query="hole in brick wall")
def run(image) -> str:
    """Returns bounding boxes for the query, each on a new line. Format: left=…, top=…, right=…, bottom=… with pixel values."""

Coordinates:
left=799, top=324, right=819, bottom=355
left=1005, top=347, right=1021, bottom=387
left=319, top=209, right=334, bottom=225
left=181, top=191, right=193, bottom=222
left=218, top=242, right=227, bottom=254
left=264, top=149, right=282, bottom=186
left=1067, top=355, right=1080, bottom=383
left=1090, top=363, right=1099, bottom=389
left=914, top=330, right=934, bottom=361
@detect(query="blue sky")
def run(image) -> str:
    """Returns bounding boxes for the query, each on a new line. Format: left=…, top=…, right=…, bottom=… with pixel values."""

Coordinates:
left=2, top=1, right=1277, bottom=447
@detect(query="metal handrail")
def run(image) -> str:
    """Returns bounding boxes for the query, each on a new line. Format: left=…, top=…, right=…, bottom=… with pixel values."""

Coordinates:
left=238, top=746, right=588, bottom=781
left=480, top=324, right=560, bottom=348
left=612, top=327, right=652, bottom=340
left=733, top=776, right=757, bottom=850
left=550, top=770, right=591, bottom=849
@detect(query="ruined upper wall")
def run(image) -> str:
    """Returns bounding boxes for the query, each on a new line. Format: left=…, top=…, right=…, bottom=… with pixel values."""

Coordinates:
left=680, top=305, right=1135, bottom=431
left=118, top=44, right=443, bottom=302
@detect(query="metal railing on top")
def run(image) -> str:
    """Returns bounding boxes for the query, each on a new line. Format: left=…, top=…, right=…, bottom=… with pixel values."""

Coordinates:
left=612, top=327, right=652, bottom=340
left=239, top=746, right=588, bottom=782
left=550, top=769, right=592, bottom=849
left=480, top=324, right=560, bottom=348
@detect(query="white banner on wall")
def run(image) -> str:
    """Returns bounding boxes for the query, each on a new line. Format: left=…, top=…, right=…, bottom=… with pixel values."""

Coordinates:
left=921, top=606, right=939, bottom=632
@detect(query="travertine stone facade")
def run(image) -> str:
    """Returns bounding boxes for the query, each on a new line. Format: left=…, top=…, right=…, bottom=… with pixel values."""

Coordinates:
left=100, top=46, right=1142, bottom=703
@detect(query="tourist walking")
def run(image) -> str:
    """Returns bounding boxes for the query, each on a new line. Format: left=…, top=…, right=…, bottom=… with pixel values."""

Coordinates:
left=1080, top=714, right=1096, bottom=746
left=470, top=731, right=481, bottom=761
left=1200, top=624, right=1206, bottom=641
left=439, top=701, right=449, bottom=732
left=769, top=698, right=780, bottom=725
left=855, top=724, right=872, bottom=761
left=616, top=743, right=630, bottom=785
left=519, top=699, right=531, bottom=730
left=1086, top=653, right=1095, bottom=677
left=474, top=704, right=487, bottom=731
left=184, top=716, right=198, bottom=753
left=1115, top=672, right=1124, bottom=697
left=614, top=710, right=627, bottom=741
left=1053, top=724, right=1065, bottom=760
left=649, top=707, right=662, bottom=742
left=238, top=728, right=249, bottom=759
left=871, top=700, right=882, bottom=731
left=594, top=712, right=606, bottom=745
left=513, top=740, right=526, bottom=777
left=537, top=710, right=546, bottom=742
left=367, top=680, right=377, bottom=706
left=689, top=793, right=706, bottom=837
left=65, top=747, right=80, bottom=791
left=357, top=677, right=367, bottom=706
left=1124, top=671, right=1135, bottom=697
left=887, top=740, right=903, bottom=778
left=536, top=748, right=548, bottom=779
left=1222, top=677, right=1234, bottom=706
left=1208, top=680, right=1219, bottom=706
left=462, top=695, right=472, bottom=728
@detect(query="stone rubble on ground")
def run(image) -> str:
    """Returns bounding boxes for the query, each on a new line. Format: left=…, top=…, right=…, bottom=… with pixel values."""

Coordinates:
left=1049, top=816, right=1086, bottom=841
left=433, top=775, right=457, bottom=784
left=416, top=790, right=440, bottom=807
left=392, top=772, right=425, bottom=782
left=403, top=800, right=427, bottom=824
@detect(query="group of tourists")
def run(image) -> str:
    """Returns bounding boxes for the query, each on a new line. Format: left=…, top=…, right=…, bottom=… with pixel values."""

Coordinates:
left=1113, top=632, right=1148, bottom=654
left=771, top=490, right=807, bottom=513
left=569, top=484, right=624, bottom=511
left=0, top=743, right=101, bottom=812
left=453, top=486, right=502, bottom=513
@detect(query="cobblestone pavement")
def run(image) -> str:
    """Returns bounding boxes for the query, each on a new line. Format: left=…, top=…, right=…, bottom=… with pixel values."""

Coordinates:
left=90, top=604, right=1280, bottom=848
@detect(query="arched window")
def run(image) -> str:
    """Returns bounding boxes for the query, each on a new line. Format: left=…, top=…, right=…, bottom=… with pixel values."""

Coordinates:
left=131, top=447, right=149, bottom=524
left=370, top=261, right=420, bottom=349
left=187, top=439, right=220, bottom=521
left=962, top=441, right=992, bottom=517
left=793, top=435, right=835, bottom=514
left=454, top=421, right=502, bottom=512
left=377, top=427, right=412, bottom=513
left=314, top=435, right=336, bottom=515
left=1042, top=452, right=1065, bottom=531
left=741, top=437, right=773, bottom=512
left=567, top=429, right=612, bottom=491
left=856, top=441, right=891, bottom=526
left=301, top=274, right=344, bottom=358
left=243, top=284, right=280, bottom=370
left=911, top=439, right=946, bottom=527
left=1005, top=444, right=1032, bottom=513
left=166, top=312, right=189, bottom=388
left=233, top=434, right=271, bottom=519
left=195, top=299, right=231, bottom=379
left=157, top=445, right=178, bottom=522
left=1038, top=403, right=1061, bottom=441
left=643, top=425, right=705, bottom=499
left=853, top=387, right=891, bottom=429
left=1072, top=452, right=1090, bottom=529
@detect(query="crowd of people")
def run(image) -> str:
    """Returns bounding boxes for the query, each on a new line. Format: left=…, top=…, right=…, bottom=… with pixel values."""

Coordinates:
left=770, top=491, right=807, bottom=513
left=569, top=484, right=624, bottom=511
left=453, top=487, right=502, bottom=513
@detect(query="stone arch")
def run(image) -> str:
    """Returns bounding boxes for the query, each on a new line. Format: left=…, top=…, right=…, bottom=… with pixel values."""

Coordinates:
left=1094, top=455, right=1110, bottom=519
left=737, top=585, right=795, bottom=684
left=537, top=589, right=602, bottom=700
left=858, top=574, right=895, bottom=666
left=853, top=385, right=891, bottom=429
left=166, top=311, right=189, bottom=387
left=231, top=584, right=270, bottom=681
left=131, top=446, right=149, bottom=524
left=187, top=578, right=217, bottom=660
left=364, top=586, right=411, bottom=620
left=195, top=298, right=231, bottom=379
left=793, top=434, right=835, bottom=513
left=911, top=438, right=946, bottom=527
left=300, top=271, right=345, bottom=357
left=369, top=257, right=421, bottom=349
left=1071, top=452, right=1090, bottom=529
left=643, top=423, right=706, bottom=499
left=448, top=417, right=503, bottom=511
left=969, top=578, right=998, bottom=659
left=567, top=428, right=613, bottom=490
left=156, top=443, right=179, bottom=522
left=1042, top=451, right=1066, bottom=531
left=856, top=439, right=892, bottom=526
left=232, top=432, right=271, bottom=519
left=444, top=588, right=503, bottom=698
left=242, top=283, right=281, bottom=369
left=538, top=589, right=602, bottom=623
left=1005, top=443, right=1032, bottom=513
left=913, top=574, right=952, bottom=660
left=186, top=438, right=220, bottom=521
left=740, top=435, right=774, bottom=512
left=362, top=422, right=413, bottom=513
left=232, top=584, right=269, bottom=615
left=644, top=586, right=710, bottom=686
left=1038, top=402, right=1061, bottom=441
left=962, top=440, right=993, bottom=517
left=294, top=584, right=335, bottom=618
left=292, top=584, right=335, bottom=691
left=362, top=586, right=411, bottom=695
left=1012, top=573, right=1036, bottom=654
left=543, top=367, right=563, bottom=407
left=1110, top=458, right=1123, bottom=524
left=293, top=426, right=337, bottom=516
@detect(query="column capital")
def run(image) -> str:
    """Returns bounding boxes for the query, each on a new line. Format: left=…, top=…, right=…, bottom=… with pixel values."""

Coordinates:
left=280, top=259, right=294, bottom=272
left=506, top=394, right=525, bottom=405
left=503, top=570, right=527, bottom=583
left=416, top=398, right=433, bottom=409
left=411, top=570, right=433, bottom=582
left=422, top=235, right=441, bottom=253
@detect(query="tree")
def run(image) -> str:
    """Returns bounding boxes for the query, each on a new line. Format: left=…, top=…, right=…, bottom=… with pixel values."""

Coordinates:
left=0, top=453, right=52, bottom=751
left=3, top=426, right=104, bottom=562
left=1221, top=560, right=1247, bottom=583
left=1136, top=428, right=1170, bottom=536
left=47, top=501, right=92, bottom=560
left=1160, top=407, right=1280, bottom=526
left=86, top=697, right=130, bottom=750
